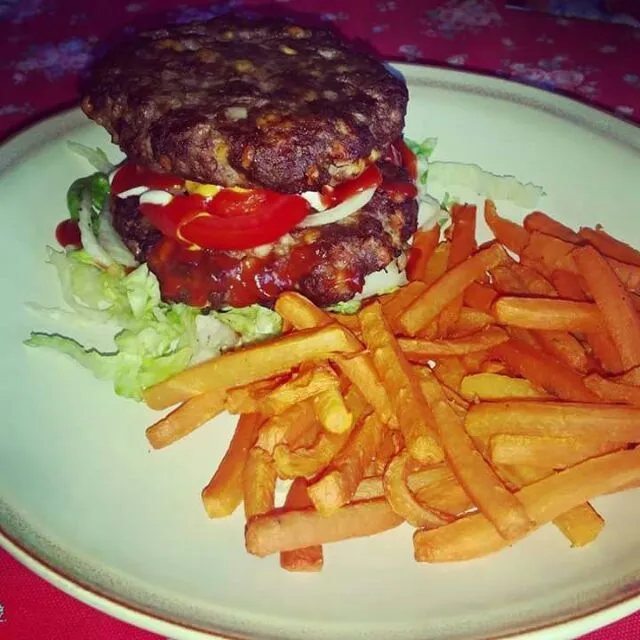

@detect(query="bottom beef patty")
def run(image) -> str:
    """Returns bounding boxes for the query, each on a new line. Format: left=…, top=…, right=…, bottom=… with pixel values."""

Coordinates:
left=112, top=161, right=417, bottom=309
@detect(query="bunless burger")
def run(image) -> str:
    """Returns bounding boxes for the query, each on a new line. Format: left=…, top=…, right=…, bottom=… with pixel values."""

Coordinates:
left=81, top=16, right=419, bottom=311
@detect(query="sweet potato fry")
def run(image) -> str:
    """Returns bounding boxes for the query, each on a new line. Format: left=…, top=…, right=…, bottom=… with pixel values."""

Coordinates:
left=489, top=339, right=598, bottom=402
left=420, top=369, right=533, bottom=540
left=255, top=399, right=318, bottom=454
left=460, top=373, right=549, bottom=401
left=398, top=327, right=508, bottom=361
left=201, top=413, right=263, bottom=518
left=466, top=400, right=640, bottom=442
left=574, top=244, right=640, bottom=372
left=246, top=498, right=404, bottom=557
left=492, top=297, right=605, bottom=333
left=490, top=264, right=528, bottom=295
left=489, top=434, right=624, bottom=469
left=406, top=226, right=440, bottom=282
left=413, top=448, right=640, bottom=562
left=397, top=243, right=508, bottom=336
left=144, top=323, right=361, bottom=409
left=422, top=242, right=451, bottom=286
left=383, top=450, right=453, bottom=527
left=280, top=478, right=323, bottom=572
left=146, top=388, right=226, bottom=449
left=523, top=211, right=581, bottom=243
left=584, top=373, right=640, bottom=405
left=579, top=226, right=640, bottom=267
left=521, top=231, right=576, bottom=275
left=243, top=447, right=278, bottom=519
left=463, top=282, right=498, bottom=312
left=484, top=200, right=529, bottom=254
left=359, top=301, right=443, bottom=463
left=307, top=413, right=384, bottom=515
left=312, top=386, right=353, bottom=434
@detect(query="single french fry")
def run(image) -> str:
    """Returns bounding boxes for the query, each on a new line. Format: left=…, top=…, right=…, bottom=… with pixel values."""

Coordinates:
left=201, top=413, right=263, bottom=518
left=449, top=307, right=495, bottom=337
left=275, top=292, right=331, bottom=329
left=492, top=297, right=605, bottom=333
left=358, top=302, right=444, bottom=463
left=460, top=373, right=549, bottom=401
left=432, top=356, right=466, bottom=392
left=510, top=262, right=558, bottom=297
left=225, top=376, right=288, bottom=414
left=383, top=450, right=454, bottom=527
left=397, top=243, right=508, bottom=336
left=466, top=400, right=640, bottom=442
left=398, top=327, right=508, bottom=361
left=144, top=323, right=361, bottom=409
left=489, top=340, right=598, bottom=402
left=243, top=447, right=277, bottom=519
left=574, top=244, right=640, bottom=372
left=534, top=330, right=591, bottom=374
left=406, top=226, right=440, bottom=281
left=521, top=231, right=576, bottom=275
left=490, top=264, right=528, bottom=295
left=382, top=280, right=428, bottom=323
left=422, top=242, right=451, bottom=286
left=413, top=448, right=640, bottom=562
left=420, top=369, right=533, bottom=541
left=246, top=498, right=404, bottom=557
left=260, top=366, right=339, bottom=415
left=280, top=478, right=323, bottom=572
left=307, top=413, right=384, bottom=515
left=312, top=386, right=353, bottom=434
left=579, top=226, right=640, bottom=267
left=523, top=211, right=582, bottom=243
left=463, top=282, right=498, bottom=312
left=484, top=200, right=529, bottom=254
left=255, top=399, right=318, bottom=454
left=489, top=434, right=625, bottom=469
left=584, top=373, right=640, bottom=405
left=327, top=312, right=361, bottom=332
left=146, top=388, right=226, bottom=449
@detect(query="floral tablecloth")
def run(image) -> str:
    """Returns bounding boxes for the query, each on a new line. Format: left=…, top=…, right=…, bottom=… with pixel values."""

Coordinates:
left=1, top=1, right=639, bottom=639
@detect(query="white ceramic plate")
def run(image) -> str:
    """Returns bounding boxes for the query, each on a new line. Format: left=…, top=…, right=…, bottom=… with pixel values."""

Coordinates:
left=1, top=63, right=639, bottom=640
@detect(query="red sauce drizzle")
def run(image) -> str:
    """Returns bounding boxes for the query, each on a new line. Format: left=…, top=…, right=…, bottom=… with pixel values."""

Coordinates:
left=320, top=164, right=383, bottom=208
left=111, top=164, right=185, bottom=196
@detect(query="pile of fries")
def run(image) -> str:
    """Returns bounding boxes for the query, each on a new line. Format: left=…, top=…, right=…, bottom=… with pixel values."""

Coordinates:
left=142, top=201, right=640, bottom=571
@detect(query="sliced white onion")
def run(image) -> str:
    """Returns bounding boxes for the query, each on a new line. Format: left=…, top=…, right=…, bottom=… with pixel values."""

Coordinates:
left=297, top=186, right=377, bottom=228
left=97, top=198, right=138, bottom=267
left=78, top=191, right=114, bottom=268
left=353, top=258, right=408, bottom=301
left=140, top=190, right=174, bottom=206
left=116, top=185, right=149, bottom=199
left=300, top=191, right=327, bottom=212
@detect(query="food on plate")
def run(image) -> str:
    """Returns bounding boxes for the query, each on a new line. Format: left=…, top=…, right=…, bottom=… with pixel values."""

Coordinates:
left=138, top=202, right=639, bottom=569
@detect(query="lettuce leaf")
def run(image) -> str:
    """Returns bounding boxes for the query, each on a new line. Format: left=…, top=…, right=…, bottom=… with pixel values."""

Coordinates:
left=215, top=304, right=282, bottom=345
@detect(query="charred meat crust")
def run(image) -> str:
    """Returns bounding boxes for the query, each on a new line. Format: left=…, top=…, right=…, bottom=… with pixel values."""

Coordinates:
left=111, top=161, right=417, bottom=309
left=81, top=17, right=408, bottom=193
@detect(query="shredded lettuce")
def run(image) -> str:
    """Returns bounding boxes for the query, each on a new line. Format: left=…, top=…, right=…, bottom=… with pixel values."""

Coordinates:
left=325, top=299, right=362, bottom=315
left=215, top=305, right=282, bottom=345
left=67, top=141, right=115, bottom=174
left=405, top=136, right=437, bottom=188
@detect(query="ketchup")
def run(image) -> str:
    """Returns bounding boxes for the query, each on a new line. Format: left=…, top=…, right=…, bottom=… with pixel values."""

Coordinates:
left=111, top=164, right=185, bottom=196
left=55, top=219, right=81, bottom=248
left=320, top=164, right=383, bottom=208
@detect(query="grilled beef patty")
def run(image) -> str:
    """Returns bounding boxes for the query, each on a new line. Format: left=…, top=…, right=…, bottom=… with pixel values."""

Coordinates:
left=81, top=17, right=408, bottom=193
left=111, top=161, right=417, bottom=309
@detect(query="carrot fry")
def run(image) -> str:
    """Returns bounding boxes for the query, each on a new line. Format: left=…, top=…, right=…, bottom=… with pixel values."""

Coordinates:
left=579, top=226, right=640, bottom=267
left=201, top=413, right=263, bottom=518
left=463, top=282, right=498, bottom=312
left=419, top=369, right=533, bottom=541
left=574, top=244, right=640, bottom=371
left=413, top=448, right=640, bottom=561
left=460, top=373, right=549, bottom=401
left=146, top=389, right=226, bottom=449
left=243, top=447, right=278, bottom=519
left=523, top=211, right=581, bottom=243
left=144, top=323, right=361, bottom=409
left=307, top=413, right=384, bottom=515
left=398, top=243, right=508, bottom=336
left=466, top=400, right=640, bottom=442
left=398, top=327, right=508, bottom=361
left=280, top=478, right=323, bottom=572
left=484, top=200, right=529, bottom=254
left=584, top=373, right=640, bottom=405
left=489, top=339, right=598, bottom=402
left=492, top=296, right=605, bottom=333
left=489, top=434, right=625, bottom=469
left=406, top=226, right=440, bottom=282
left=246, top=498, right=404, bottom=557
left=359, top=302, right=444, bottom=463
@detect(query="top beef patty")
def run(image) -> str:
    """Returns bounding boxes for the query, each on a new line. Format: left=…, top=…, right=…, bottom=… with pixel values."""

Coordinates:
left=81, top=17, right=408, bottom=193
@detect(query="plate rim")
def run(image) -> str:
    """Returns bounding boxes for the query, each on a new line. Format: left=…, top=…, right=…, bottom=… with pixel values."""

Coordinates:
left=1, top=61, right=639, bottom=640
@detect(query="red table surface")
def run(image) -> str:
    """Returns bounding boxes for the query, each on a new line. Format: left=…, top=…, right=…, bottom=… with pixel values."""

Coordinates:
left=1, top=1, right=639, bottom=639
